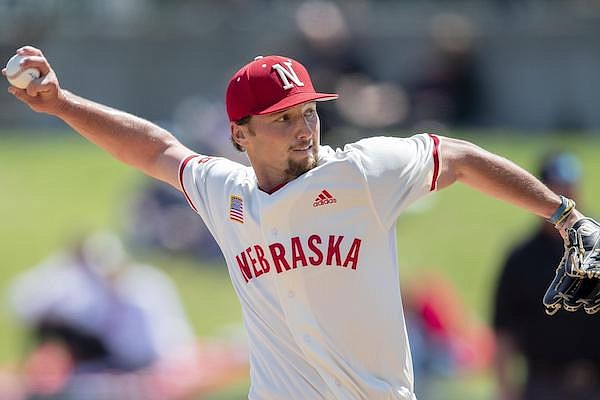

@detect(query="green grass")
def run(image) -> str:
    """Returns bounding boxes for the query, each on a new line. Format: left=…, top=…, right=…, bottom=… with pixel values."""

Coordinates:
left=1, top=130, right=599, bottom=399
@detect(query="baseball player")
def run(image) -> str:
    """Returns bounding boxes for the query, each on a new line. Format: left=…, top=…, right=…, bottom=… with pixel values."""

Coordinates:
left=4, top=46, right=599, bottom=400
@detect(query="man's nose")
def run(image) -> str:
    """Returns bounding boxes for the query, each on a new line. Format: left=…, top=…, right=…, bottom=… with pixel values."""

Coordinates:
left=295, top=116, right=312, bottom=139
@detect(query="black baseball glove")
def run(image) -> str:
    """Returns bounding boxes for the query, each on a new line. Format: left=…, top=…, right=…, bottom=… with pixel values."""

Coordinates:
left=543, top=218, right=600, bottom=315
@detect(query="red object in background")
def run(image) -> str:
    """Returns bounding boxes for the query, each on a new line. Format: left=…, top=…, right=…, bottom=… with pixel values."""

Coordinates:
left=408, top=271, right=495, bottom=372
left=23, top=342, right=74, bottom=395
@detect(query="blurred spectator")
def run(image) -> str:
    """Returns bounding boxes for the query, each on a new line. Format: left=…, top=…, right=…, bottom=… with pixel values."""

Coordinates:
left=292, top=1, right=365, bottom=133
left=126, top=96, right=242, bottom=261
left=410, top=12, right=483, bottom=131
left=291, top=1, right=409, bottom=145
left=404, top=271, right=494, bottom=399
left=492, top=152, right=600, bottom=400
left=8, top=231, right=247, bottom=399
left=127, top=182, right=223, bottom=260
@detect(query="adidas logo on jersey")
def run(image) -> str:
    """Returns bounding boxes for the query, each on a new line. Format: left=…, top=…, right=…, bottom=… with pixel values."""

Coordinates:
left=313, top=189, right=336, bottom=207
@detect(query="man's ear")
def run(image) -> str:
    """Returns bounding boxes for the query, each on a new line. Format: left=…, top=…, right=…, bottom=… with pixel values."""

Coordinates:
left=230, top=122, right=248, bottom=151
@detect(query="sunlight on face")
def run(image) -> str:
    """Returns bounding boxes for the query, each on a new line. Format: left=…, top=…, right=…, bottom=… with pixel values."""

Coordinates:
left=245, top=102, right=320, bottom=181
left=281, top=104, right=320, bottom=179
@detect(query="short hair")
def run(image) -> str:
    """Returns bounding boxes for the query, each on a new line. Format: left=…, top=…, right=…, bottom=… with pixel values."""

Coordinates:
left=231, top=115, right=251, bottom=152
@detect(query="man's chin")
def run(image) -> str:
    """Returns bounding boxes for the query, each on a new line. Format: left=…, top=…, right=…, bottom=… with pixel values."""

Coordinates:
left=286, top=154, right=317, bottom=179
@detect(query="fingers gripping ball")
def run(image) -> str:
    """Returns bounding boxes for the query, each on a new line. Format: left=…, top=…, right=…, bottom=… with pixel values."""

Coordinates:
left=5, top=54, right=40, bottom=89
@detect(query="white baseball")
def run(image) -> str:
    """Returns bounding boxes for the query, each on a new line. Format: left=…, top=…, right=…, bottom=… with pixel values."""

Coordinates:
left=5, top=54, right=41, bottom=89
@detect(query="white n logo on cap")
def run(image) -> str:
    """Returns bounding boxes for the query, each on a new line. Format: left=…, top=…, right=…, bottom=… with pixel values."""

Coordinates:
left=272, top=62, right=305, bottom=90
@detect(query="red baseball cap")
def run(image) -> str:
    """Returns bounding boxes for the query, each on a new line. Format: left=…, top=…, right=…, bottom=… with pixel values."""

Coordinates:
left=226, top=55, right=338, bottom=122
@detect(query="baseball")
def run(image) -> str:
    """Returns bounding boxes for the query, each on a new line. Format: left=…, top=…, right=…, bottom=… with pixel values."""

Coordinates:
left=5, top=54, right=40, bottom=89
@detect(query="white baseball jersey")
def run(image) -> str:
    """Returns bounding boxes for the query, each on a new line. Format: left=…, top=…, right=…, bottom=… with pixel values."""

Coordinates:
left=179, top=133, right=440, bottom=400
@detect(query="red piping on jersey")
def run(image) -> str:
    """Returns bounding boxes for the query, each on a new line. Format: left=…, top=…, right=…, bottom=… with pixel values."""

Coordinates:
left=179, top=154, right=199, bottom=213
left=428, top=134, right=440, bottom=191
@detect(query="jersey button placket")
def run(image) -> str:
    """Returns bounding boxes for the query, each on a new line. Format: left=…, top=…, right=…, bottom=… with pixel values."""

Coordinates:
left=260, top=196, right=319, bottom=363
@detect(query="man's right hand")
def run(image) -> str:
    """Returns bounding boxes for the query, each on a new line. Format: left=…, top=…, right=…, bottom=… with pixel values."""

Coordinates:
left=2, top=46, right=65, bottom=115
left=3, top=45, right=197, bottom=191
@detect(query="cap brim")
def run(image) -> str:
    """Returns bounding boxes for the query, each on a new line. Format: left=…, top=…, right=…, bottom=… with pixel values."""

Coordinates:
left=257, top=92, right=339, bottom=116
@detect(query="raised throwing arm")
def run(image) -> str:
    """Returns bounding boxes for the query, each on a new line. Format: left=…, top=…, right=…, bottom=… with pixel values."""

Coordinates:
left=2, top=46, right=194, bottom=190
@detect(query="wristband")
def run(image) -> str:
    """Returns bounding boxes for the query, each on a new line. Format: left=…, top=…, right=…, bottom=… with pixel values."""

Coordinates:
left=549, top=195, right=575, bottom=226
left=554, top=200, right=575, bottom=228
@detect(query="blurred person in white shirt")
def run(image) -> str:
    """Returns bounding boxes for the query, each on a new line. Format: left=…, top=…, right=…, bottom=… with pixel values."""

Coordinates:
left=9, top=232, right=247, bottom=400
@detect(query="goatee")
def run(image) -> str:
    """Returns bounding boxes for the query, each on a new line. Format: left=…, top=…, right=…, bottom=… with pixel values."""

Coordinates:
left=285, top=147, right=319, bottom=179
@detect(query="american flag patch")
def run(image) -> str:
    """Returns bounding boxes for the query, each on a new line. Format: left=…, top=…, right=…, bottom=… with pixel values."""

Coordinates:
left=229, top=195, right=244, bottom=223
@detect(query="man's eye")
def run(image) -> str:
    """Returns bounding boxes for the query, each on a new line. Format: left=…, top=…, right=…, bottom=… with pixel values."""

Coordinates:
left=276, top=115, right=289, bottom=122
left=305, top=109, right=316, bottom=118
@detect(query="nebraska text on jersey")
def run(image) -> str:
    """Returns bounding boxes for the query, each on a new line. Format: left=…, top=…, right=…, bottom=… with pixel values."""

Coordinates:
left=236, top=234, right=362, bottom=283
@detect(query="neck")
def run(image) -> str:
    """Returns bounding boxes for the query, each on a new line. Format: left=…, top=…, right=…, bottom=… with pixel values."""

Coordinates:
left=259, top=179, right=291, bottom=194
left=254, top=163, right=316, bottom=194
left=253, top=164, right=294, bottom=194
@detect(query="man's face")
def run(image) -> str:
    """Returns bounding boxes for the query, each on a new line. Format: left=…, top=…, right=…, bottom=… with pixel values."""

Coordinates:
left=241, top=101, right=320, bottom=180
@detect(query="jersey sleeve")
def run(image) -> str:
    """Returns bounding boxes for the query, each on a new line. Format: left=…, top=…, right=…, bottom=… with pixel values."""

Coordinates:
left=349, top=133, right=440, bottom=228
left=178, top=154, right=245, bottom=240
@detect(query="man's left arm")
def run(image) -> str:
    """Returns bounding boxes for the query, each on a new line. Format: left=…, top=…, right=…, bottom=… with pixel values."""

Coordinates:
left=436, top=136, right=600, bottom=315
left=436, top=136, right=583, bottom=232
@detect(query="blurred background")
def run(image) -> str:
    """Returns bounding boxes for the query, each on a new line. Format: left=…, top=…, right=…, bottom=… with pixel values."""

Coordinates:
left=1, top=1, right=599, bottom=399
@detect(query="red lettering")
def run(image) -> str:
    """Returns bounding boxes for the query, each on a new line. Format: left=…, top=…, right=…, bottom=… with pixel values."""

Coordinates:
left=235, top=252, right=253, bottom=283
left=313, top=198, right=337, bottom=207
left=307, top=234, right=323, bottom=266
left=246, top=247, right=262, bottom=278
left=326, top=235, right=344, bottom=266
left=291, top=236, right=308, bottom=268
left=237, top=236, right=361, bottom=281
left=268, top=242, right=290, bottom=273
left=343, top=238, right=362, bottom=269
left=254, top=245, right=270, bottom=274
